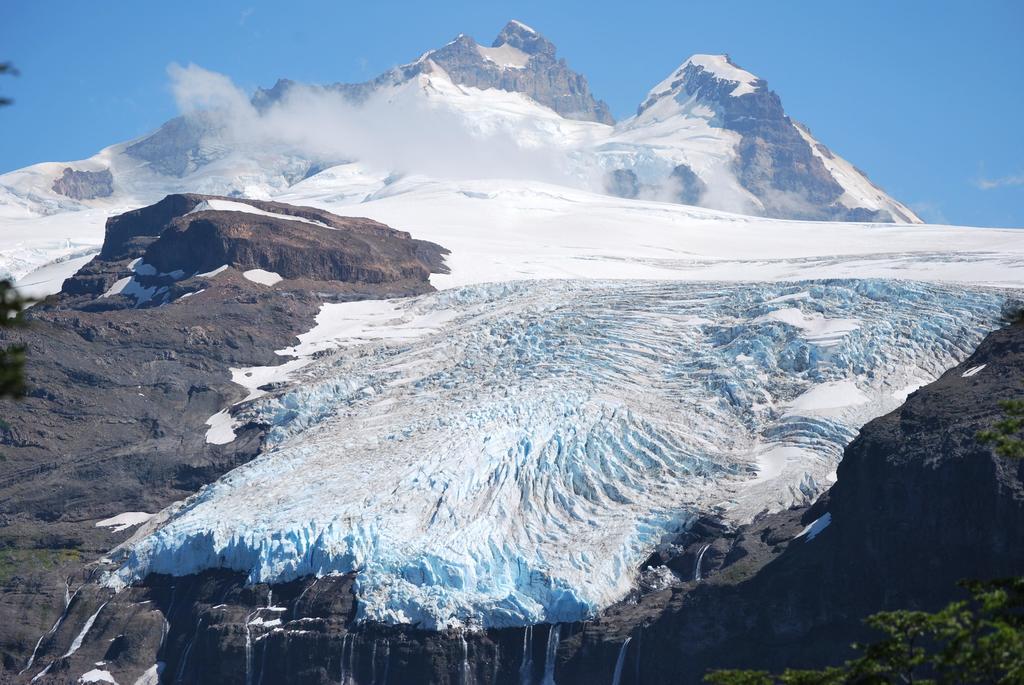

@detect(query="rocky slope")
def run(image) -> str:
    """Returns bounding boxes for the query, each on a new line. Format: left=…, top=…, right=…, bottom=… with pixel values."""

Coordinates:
left=7, top=302, right=1020, bottom=682
left=0, top=195, right=447, bottom=679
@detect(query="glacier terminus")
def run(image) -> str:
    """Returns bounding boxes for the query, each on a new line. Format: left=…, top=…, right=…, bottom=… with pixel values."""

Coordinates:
left=107, top=279, right=1010, bottom=629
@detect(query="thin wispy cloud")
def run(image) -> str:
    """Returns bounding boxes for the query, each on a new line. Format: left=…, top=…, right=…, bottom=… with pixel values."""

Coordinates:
left=974, top=173, right=1024, bottom=190
left=166, top=62, right=579, bottom=187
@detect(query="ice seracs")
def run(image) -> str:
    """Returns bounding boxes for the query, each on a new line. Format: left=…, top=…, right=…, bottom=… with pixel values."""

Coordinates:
left=109, top=279, right=1008, bottom=630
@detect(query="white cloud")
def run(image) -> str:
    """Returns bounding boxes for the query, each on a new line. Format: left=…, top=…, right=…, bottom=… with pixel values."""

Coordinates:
left=168, top=63, right=254, bottom=119
left=974, top=173, right=1024, bottom=190
left=164, top=62, right=577, bottom=187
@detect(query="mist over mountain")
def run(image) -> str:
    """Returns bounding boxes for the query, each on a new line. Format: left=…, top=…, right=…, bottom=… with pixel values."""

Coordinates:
left=1, top=21, right=917, bottom=226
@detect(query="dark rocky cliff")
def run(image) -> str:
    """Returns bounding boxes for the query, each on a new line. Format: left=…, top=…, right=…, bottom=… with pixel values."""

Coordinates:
left=0, top=195, right=448, bottom=680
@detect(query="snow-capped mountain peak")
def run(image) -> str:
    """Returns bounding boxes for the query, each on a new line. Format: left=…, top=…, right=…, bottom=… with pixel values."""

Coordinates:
left=0, top=18, right=926, bottom=277
left=408, top=23, right=611, bottom=123
left=491, top=19, right=555, bottom=58
left=685, top=54, right=761, bottom=95
left=641, top=54, right=762, bottom=113
left=619, top=52, right=921, bottom=223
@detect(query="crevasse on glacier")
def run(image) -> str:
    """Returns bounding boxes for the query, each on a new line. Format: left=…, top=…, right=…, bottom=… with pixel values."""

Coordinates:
left=109, top=279, right=1007, bottom=629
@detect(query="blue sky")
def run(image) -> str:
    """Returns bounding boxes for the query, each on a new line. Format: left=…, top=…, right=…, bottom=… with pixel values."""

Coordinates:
left=2, top=0, right=1022, bottom=227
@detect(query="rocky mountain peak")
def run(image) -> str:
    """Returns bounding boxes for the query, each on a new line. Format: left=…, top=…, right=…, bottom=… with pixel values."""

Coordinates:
left=638, top=53, right=764, bottom=115
left=414, top=20, right=613, bottom=123
left=627, top=52, right=920, bottom=223
left=492, top=20, right=556, bottom=58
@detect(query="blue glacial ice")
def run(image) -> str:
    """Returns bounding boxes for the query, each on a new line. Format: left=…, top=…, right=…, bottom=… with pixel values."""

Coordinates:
left=108, top=279, right=1009, bottom=629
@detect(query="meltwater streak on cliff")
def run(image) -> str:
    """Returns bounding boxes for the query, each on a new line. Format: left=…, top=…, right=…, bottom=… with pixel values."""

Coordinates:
left=108, top=279, right=1008, bottom=630
left=542, top=624, right=561, bottom=684
left=611, top=637, right=632, bottom=685
left=694, top=544, right=711, bottom=582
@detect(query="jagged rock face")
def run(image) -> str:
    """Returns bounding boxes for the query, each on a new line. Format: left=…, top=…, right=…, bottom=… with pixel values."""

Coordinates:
left=420, top=22, right=614, bottom=124
left=658, top=59, right=864, bottom=221
left=50, top=167, right=113, bottom=200
left=604, top=164, right=705, bottom=205
left=604, top=169, right=640, bottom=198
left=492, top=20, right=556, bottom=58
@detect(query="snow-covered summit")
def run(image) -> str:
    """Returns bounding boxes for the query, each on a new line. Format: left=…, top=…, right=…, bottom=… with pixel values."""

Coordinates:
left=641, top=54, right=762, bottom=111
left=0, top=18, right=965, bottom=285
left=491, top=19, right=556, bottom=58
left=618, top=52, right=921, bottom=222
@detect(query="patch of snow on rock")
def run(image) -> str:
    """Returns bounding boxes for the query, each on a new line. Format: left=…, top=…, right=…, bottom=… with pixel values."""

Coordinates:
left=205, top=409, right=238, bottom=445
left=242, top=269, right=283, bottom=286
left=96, top=512, right=153, bottom=533
left=797, top=512, right=832, bottom=542
left=962, top=364, right=986, bottom=378
left=188, top=199, right=332, bottom=229
left=195, top=264, right=229, bottom=278
left=131, top=663, right=164, bottom=685
left=476, top=44, right=530, bottom=69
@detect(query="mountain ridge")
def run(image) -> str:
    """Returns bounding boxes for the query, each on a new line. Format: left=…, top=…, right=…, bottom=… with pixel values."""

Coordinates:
left=0, top=20, right=920, bottom=228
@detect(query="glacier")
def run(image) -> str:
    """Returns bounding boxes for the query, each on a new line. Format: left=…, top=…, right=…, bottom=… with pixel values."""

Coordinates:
left=108, top=279, right=1010, bottom=629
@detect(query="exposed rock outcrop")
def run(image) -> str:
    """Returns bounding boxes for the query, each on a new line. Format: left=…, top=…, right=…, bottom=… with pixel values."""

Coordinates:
left=670, top=163, right=706, bottom=206
left=50, top=167, right=113, bottom=200
left=61, top=193, right=448, bottom=309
